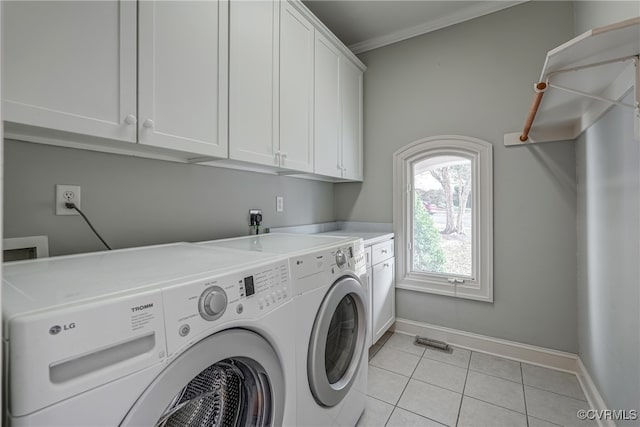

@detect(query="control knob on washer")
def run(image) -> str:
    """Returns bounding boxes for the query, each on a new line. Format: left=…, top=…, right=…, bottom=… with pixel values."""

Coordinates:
left=199, top=286, right=227, bottom=321
left=335, top=250, right=347, bottom=268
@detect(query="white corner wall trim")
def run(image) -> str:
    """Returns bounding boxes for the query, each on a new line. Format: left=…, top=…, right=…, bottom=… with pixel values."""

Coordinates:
left=348, top=1, right=527, bottom=54
left=393, top=318, right=578, bottom=372
left=575, top=359, right=616, bottom=427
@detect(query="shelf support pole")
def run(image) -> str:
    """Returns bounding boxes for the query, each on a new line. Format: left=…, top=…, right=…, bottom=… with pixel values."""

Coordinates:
left=519, top=82, right=547, bottom=142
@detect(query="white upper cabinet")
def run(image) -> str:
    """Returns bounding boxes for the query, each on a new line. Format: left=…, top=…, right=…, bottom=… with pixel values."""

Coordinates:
left=2, top=1, right=137, bottom=142
left=279, top=2, right=315, bottom=173
left=313, top=32, right=364, bottom=181
left=227, top=0, right=359, bottom=178
left=340, top=58, right=364, bottom=181
left=229, top=0, right=279, bottom=166
left=2, top=0, right=364, bottom=179
left=313, top=33, right=342, bottom=178
left=228, top=1, right=313, bottom=172
left=138, top=1, right=228, bottom=158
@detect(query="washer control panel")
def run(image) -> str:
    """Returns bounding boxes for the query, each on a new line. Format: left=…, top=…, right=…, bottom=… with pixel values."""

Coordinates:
left=335, top=249, right=347, bottom=269
left=162, top=259, right=290, bottom=356
left=198, top=286, right=227, bottom=321
left=330, top=242, right=366, bottom=276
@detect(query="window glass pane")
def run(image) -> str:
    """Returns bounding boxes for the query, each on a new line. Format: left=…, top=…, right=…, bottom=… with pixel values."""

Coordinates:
left=413, top=156, right=472, bottom=277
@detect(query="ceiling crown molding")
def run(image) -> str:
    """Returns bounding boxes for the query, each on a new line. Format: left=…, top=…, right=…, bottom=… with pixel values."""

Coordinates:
left=348, top=1, right=528, bottom=54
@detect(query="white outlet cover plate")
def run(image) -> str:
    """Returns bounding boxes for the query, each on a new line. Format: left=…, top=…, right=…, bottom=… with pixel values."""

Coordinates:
left=276, top=196, right=284, bottom=212
left=56, top=184, right=81, bottom=215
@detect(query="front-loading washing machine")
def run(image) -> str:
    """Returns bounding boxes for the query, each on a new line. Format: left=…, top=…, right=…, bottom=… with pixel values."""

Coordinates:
left=199, top=234, right=369, bottom=426
left=2, top=243, right=296, bottom=426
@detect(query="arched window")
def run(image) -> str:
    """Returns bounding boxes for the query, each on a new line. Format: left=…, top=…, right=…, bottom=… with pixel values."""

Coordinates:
left=393, top=135, right=493, bottom=302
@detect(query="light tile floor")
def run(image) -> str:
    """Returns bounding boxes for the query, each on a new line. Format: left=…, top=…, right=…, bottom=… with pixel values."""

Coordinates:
left=358, top=332, right=595, bottom=427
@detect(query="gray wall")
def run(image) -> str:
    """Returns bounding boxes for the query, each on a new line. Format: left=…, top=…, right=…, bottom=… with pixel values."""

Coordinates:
left=574, top=0, right=640, bottom=34
left=335, top=1, right=579, bottom=352
left=574, top=1, right=640, bottom=417
left=4, top=140, right=334, bottom=256
left=576, top=94, right=640, bottom=419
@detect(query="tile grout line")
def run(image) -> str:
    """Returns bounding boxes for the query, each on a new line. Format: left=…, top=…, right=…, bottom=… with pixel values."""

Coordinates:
left=373, top=359, right=529, bottom=417
left=409, top=375, right=467, bottom=395
left=382, top=338, right=428, bottom=427
left=464, top=366, right=589, bottom=402
left=391, top=406, right=449, bottom=427
left=469, top=356, right=587, bottom=400
left=520, top=362, right=530, bottom=427
left=523, top=382, right=589, bottom=402
left=528, top=415, right=563, bottom=427
left=379, top=339, right=417, bottom=427
left=369, top=363, right=414, bottom=379
left=467, top=366, right=523, bottom=385
left=365, top=394, right=395, bottom=427
left=386, top=345, right=425, bottom=358
left=461, top=394, right=528, bottom=417
left=454, top=350, right=473, bottom=427
left=423, top=353, right=470, bottom=370
left=374, top=335, right=415, bottom=427
left=382, top=357, right=415, bottom=427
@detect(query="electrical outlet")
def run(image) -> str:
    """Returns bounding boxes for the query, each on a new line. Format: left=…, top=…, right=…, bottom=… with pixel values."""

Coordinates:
left=276, top=196, right=284, bottom=212
left=249, top=209, right=262, bottom=226
left=56, top=184, right=81, bottom=215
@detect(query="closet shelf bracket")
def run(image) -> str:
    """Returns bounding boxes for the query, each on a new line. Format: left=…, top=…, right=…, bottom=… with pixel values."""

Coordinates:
left=504, top=17, right=640, bottom=146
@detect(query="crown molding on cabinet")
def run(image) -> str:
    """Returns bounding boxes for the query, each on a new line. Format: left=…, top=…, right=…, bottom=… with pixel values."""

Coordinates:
left=348, top=1, right=527, bottom=54
left=290, top=0, right=366, bottom=71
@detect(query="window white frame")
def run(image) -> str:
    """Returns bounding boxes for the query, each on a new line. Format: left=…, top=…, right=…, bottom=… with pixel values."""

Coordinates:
left=393, top=135, right=493, bottom=302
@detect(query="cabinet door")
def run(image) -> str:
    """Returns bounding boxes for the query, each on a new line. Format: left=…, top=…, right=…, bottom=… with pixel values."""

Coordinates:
left=138, top=1, right=228, bottom=158
left=313, top=33, right=341, bottom=178
left=229, top=1, right=279, bottom=166
left=373, top=258, right=395, bottom=343
left=2, top=1, right=137, bottom=142
left=279, top=2, right=314, bottom=173
left=340, top=59, right=363, bottom=181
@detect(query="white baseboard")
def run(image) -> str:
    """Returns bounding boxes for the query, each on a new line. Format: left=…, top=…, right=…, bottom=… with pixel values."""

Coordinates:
left=393, top=318, right=578, bottom=373
left=576, top=358, right=615, bottom=427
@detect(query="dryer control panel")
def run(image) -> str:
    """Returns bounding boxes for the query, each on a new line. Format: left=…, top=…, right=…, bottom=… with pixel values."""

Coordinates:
left=162, top=259, right=291, bottom=357
left=290, top=239, right=366, bottom=295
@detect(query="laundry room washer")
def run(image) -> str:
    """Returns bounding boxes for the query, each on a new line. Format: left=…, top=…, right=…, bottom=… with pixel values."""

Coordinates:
left=2, top=243, right=296, bottom=427
left=199, top=234, right=369, bottom=426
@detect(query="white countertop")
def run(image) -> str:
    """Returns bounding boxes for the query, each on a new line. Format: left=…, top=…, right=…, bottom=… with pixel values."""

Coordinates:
left=269, top=221, right=394, bottom=246
left=315, top=230, right=393, bottom=246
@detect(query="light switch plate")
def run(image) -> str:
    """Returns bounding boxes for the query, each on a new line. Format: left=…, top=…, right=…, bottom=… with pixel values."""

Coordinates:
left=276, top=196, right=284, bottom=212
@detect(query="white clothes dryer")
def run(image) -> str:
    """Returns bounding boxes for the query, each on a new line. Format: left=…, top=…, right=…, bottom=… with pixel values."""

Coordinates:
left=2, top=243, right=296, bottom=427
left=199, top=234, right=369, bottom=426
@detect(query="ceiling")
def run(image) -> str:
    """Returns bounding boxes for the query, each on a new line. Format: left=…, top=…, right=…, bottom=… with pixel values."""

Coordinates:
left=303, top=1, right=527, bottom=54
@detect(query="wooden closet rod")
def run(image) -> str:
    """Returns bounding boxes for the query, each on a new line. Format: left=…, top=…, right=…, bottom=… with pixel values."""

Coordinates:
left=519, top=82, right=547, bottom=142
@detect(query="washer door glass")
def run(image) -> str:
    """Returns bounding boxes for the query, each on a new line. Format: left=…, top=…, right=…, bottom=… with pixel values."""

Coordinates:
left=157, top=358, right=269, bottom=426
left=121, top=330, right=284, bottom=427
left=308, top=276, right=367, bottom=407
left=325, top=295, right=358, bottom=384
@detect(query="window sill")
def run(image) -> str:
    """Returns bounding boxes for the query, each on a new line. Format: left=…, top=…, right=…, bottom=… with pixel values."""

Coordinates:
left=396, top=280, right=494, bottom=303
